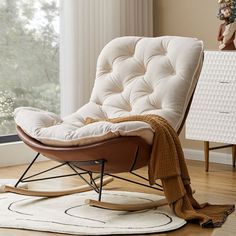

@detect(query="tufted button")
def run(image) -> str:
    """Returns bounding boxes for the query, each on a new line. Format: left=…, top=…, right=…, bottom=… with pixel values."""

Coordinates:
left=160, top=49, right=167, bottom=55
left=142, top=78, right=153, bottom=94
left=103, top=65, right=113, bottom=73
left=153, top=105, right=162, bottom=110
left=118, top=84, right=124, bottom=93
left=95, top=101, right=103, bottom=106
left=113, top=84, right=123, bottom=93
left=125, top=104, right=132, bottom=112
left=147, top=86, right=154, bottom=94
left=107, top=68, right=113, bottom=73
left=147, top=85, right=154, bottom=93
left=150, top=101, right=162, bottom=110
left=171, top=69, right=176, bottom=76
left=131, top=53, right=146, bottom=75
left=129, top=49, right=135, bottom=57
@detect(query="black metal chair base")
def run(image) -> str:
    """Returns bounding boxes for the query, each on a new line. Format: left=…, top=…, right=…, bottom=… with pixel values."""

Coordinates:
left=14, top=152, right=163, bottom=201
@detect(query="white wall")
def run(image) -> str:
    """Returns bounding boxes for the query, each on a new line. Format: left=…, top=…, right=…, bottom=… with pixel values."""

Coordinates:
left=0, top=142, right=46, bottom=167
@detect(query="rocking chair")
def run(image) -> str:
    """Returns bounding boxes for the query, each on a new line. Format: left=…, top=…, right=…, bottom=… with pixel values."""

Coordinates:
left=8, top=36, right=203, bottom=211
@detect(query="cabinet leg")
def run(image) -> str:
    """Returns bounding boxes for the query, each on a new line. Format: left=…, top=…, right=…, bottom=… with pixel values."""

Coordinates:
left=232, top=145, right=236, bottom=168
left=204, top=141, right=209, bottom=172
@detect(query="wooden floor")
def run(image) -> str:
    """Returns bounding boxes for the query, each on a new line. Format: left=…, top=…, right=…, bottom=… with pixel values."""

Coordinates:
left=0, top=159, right=235, bottom=236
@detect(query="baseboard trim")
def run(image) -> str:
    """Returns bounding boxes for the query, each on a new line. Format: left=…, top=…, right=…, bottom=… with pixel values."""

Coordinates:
left=184, top=148, right=232, bottom=165
left=0, top=142, right=46, bottom=167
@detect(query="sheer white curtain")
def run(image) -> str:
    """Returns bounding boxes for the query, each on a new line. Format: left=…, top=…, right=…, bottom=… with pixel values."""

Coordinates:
left=60, top=0, right=153, bottom=116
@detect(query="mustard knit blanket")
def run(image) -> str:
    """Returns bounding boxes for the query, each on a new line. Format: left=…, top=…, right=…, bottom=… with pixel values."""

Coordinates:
left=86, top=114, right=234, bottom=227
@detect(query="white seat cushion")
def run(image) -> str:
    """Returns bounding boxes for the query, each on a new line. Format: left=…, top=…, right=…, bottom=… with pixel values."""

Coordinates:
left=14, top=107, right=154, bottom=147
left=14, top=36, right=203, bottom=147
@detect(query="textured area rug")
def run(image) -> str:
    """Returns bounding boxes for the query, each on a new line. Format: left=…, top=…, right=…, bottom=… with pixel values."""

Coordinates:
left=0, top=190, right=186, bottom=235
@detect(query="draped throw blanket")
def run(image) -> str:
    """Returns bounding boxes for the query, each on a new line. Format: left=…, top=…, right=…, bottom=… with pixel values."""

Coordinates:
left=86, top=114, right=234, bottom=227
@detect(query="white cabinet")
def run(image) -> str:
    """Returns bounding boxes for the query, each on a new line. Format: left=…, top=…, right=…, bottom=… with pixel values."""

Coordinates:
left=186, top=51, right=236, bottom=171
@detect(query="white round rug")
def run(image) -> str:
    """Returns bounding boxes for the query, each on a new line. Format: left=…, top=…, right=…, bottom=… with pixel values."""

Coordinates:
left=0, top=190, right=186, bottom=235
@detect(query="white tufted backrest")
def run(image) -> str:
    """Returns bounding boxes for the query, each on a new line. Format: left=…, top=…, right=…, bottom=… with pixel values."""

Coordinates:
left=64, top=36, right=203, bottom=132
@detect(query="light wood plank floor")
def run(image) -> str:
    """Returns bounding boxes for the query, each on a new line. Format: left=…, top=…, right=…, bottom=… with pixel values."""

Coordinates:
left=0, top=159, right=235, bottom=236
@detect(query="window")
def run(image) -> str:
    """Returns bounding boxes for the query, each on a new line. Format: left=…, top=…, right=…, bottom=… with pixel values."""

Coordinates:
left=0, top=0, right=59, bottom=141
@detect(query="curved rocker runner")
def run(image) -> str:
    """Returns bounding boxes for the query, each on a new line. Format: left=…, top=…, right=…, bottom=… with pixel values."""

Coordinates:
left=4, top=177, right=113, bottom=198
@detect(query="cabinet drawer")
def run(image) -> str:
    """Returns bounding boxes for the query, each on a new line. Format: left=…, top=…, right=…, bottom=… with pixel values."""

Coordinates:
left=186, top=51, right=236, bottom=144
left=191, top=81, right=236, bottom=112
left=186, top=110, right=236, bottom=144
left=201, top=51, right=236, bottom=83
left=199, top=69, right=236, bottom=83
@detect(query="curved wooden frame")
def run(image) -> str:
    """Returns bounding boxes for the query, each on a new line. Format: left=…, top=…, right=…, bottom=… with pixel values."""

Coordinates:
left=4, top=177, right=113, bottom=197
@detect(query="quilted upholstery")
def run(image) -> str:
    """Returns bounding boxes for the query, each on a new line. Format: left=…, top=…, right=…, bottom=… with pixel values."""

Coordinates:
left=64, top=36, right=203, bottom=130
left=14, top=36, right=203, bottom=146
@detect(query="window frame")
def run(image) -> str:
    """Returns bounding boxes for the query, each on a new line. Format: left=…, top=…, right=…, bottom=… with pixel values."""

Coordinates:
left=0, top=0, right=59, bottom=143
left=0, top=134, right=20, bottom=143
